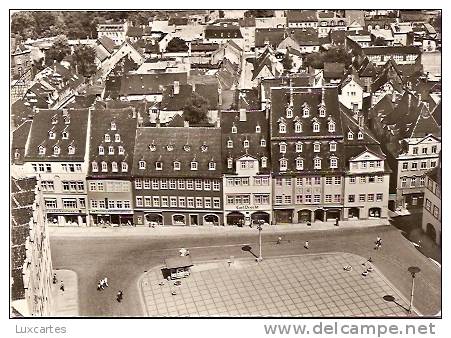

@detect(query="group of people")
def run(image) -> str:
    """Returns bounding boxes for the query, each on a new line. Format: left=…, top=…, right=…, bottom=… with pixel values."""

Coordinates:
left=97, top=277, right=109, bottom=290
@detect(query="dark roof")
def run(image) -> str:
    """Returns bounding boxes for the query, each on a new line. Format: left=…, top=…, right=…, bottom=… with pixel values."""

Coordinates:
left=160, top=84, right=193, bottom=111
left=11, top=100, right=34, bottom=127
left=329, top=30, right=349, bottom=44
left=191, top=42, right=220, bottom=52
left=126, top=26, right=145, bottom=38
left=98, top=36, right=116, bottom=54
left=119, top=72, right=188, bottom=96
left=340, top=104, right=380, bottom=145
left=323, top=62, right=345, bottom=79
left=221, top=110, right=270, bottom=174
left=409, top=105, right=441, bottom=138
left=88, top=108, right=138, bottom=178
left=12, top=120, right=32, bottom=163
left=132, top=127, right=222, bottom=178
left=205, top=25, right=242, bottom=39
left=235, top=89, right=260, bottom=111
left=286, top=10, right=317, bottom=23
left=168, top=17, right=188, bottom=26
left=255, top=28, right=285, bottom=48
left=25, top=109, right=89, bottom=162
left=291, top=28, right=320, bottom=46
left=362, top=45, right=421, bottom=55
left=11, top=177, right=37, bottom=301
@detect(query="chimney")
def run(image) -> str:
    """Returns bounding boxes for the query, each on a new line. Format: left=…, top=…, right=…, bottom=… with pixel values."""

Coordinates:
left=358, top=114, right=364, bottom=129
left=131, top=107, right=136, bottom=118
left=321, top=86, right=326, bottom=104
left=173, top=81, right=180, bottom=94
left=239, top=108, right=247, bottom=122
left=192, top=83, right=196, bottom=92
left=184, top=120, right=190, bottom=127
left=289, top=87, right=294, bottom=107
left=62, top=108, right=68, bottom=116
left=265, top=103, right=270, bottom=119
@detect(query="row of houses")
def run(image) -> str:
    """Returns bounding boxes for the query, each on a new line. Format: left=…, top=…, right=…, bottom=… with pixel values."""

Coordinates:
left=12, top=85, right=392, bottom=227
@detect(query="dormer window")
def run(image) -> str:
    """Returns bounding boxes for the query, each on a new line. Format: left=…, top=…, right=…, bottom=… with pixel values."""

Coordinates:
left=51, top=117, right=57, bottom=124
left=261, top=157, right=268, bottom=168
left=279, top=122, right=286, bottom=133
left=314, top=158, right=322, bottom=170
left=227, top=157, right=233, bottom=169
left=92, top=161, right=98, bottom=172
left=53, top=145, right=60, bottom=155
left=104, top=134, right=111, bottom=142
left=279, top=142, right=287, bottom=154
left=243, top=140, right=249, bottom=148
left=348, top=131, right=354, bottom=140
left=49, top=131, right=56, bottom=139
left=149, top=144, right=156, bottom=151
left=358, top=131, right=364, bottom=140
left=112, top=161, right=118, bottom=172
left=260, top=139, right=266, bottom=147
left=201, top=144, right=208, bottom=152
left=68, top=145, right=75, bottom=155
left=115, top=134, right=121, bottom=142
left=295, top=121, right=302, bottom=133
left=313, top=122, right=320, bottom=132
left=118, top=146, right=125, bottom=155
left=319, top=105, right=326, bottom=117
left=302, top=103, right=310, bottom=117
left=296, top=158, right=304, bottom=170
left=286, top=107, right=293, bottom=118
left=101, top=161, right=108, bottom=172
left=328, top=121, right=335, bottom=132
left=98, top=146, right=104, bottom=155
left=330, top=157, right=338, bottom=169
left=38, top=145, right=46, bottom=155
left=279, top=158, right=288, bottom=171
left=191, top=161, right=198, bottom=171
left=256, top=125, right=261, bottom=133
left=227, top=140, right=233, bottom=148
left=62, top=131, right=68, bottom=139
left=183, top=144, right=190, bottom=152
left=108, top=146, right=114, bottom=155
left=314, top=142, right=321, bottom=152
left=231, top=125, right=237, bottom=133
left=139, top=160, right=146, bottom=170
left=121, top=162, right=128, bottom=172
left=296, top=142, right=303, bottom=153
left=166, top=144, right=174, bottom=151
left=64, top=116, right=70, bottom=124
left=209, top=161, right=216, bottom=170
left=155, top=161, right=163, bottom=170
left=111, top=121, right=116, bottom=130
left=173, top=161, right=181, bottom=170
left=330, top=142, right=337, bottom=152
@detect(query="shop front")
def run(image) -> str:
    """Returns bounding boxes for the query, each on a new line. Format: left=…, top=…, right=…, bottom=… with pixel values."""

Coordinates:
left=46, top=209, right=87, bottom=226
left=90, top=209, right=134, bottom=226
left=274, top=209, right=293, bottom=224
left=225, top=205, right=272, bottom=226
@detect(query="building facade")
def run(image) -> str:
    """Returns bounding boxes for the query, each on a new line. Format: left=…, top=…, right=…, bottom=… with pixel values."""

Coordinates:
left=221, top=109, right=272, bottom=226
left=22, top=109, right=90, bottom=226
left=132, top=126, right=223, bottom=226
left=422, top=165, right=441, bottom=245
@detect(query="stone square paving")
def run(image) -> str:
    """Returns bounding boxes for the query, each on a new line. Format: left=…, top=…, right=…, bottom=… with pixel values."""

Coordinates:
left=140, top=253, right=413, bottom=317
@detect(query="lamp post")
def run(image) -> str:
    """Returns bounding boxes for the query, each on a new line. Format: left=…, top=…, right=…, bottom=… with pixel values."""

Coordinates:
left=408, top=266, right=421, bottom=314
left=256, top=221, right=263, bottom=262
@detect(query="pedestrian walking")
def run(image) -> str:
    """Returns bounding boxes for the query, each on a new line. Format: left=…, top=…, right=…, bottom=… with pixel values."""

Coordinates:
left=53, top=273, right=57, bottom=284
left=307, top=221, right=312, bottom=227
left=117, top=290, right=123, bottom=302
left=304, top=241, right=309, bottom=249
left=277, top=236, right=282, bottom=245
left=104, top=277, right=109, bottom=287
left=60, top=281, right=64, bottom=292
left=376, top=236, right=381, bottom=244
left=97, top=282, right=102, bottom=291
left=335, top=218, right=339, bottom=226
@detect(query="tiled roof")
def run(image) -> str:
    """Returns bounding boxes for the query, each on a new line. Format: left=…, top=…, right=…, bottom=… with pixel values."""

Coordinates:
left=339, top=104, right=380, bottom=145
left=11, top=100, right=34, bottom=126
left=362, top=45, right=421, bottom=55
left=12, top=120, right=32, bottom=163
left=98, top=36, right=116, bottom=54
left=88, top=108, right=138, bottom=178
left=235, top=89, right=260, bottom=111
left=286, top=10, right=317, bottom=22
left=205, top=24, right=243, bottom=39
left=323, top=62, right=345, bottom=79
left=221, top=110, right=270, bottom=174
left=409, top=105, right=441, bottom=138
left=119, top=72, right=188, bottom=96
left=132, top=127, right=222, bottom=178
left=25, top=109, right=89, bottom=162
left=291, top=28, right=320, bottom=46
left=329, top=30, right=349, bottom=44
left=255, top=28, right=285, bottom=48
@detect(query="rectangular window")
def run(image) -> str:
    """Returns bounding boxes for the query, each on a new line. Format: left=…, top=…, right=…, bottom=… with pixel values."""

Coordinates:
left=284, top=195, right=292, bottom=204
left=169, top=179, right=177, bottom=190
left=63, top=199, right=77, bottom=209
left=213, top=198, right=220, bottom=209
left=70, top=181, right=78, bottom=191
left=179, top=197, right=186, bottom=208
left=305, top=177, right=312, bottom=186
left=401, top=177, right=407, bottom=188
left=144, top=197, right=152, bottom=207
left=420, top=176, right=425, bottom=186
left=296, top=195, right=303, bottom=204
left=187, top=179, right=194, bottom=190
left=204, top=198, right=212, bottom=208
left=359, top=194, right=365, bottom=202
left=276, top=178, right=283, bottom=186
left=305, top=195, right=312, bottom=203
left=136, top=196, right=143, bottom=207
left=196, top=197, right=203, bottom=208
left=325, top=195, right=332, bottom=203
left=334, top=194, right=341, bottom=203
left=285, top=178, right=291, bottom=186
left=421, top=161, right=427, bottom=169
left=204, top=180, right=212, bottom=190
left=368, top=176, right=375, bottom=183
left=377, top=175, right=384, bottom=183
left=360, top=177, right=366, bottom=184
left=152, top=196, right=160, bottom=207
left=334, top=176, right=341, bottom=185
left=227, top=196, right=234, bottom=205
left=422, top=147, right=427, bottom=154
left=227, top=178, right=234, bottom=186
left=326, top=177, right=333, bottom=185
left=195, top=179, right=202, bottom=190
left=348, top=195, right=355, bottom=203
left=295, top=178, right=303, bottom=186
left=367, top=194, right=374, bottom=202
left=143, top=179, right=151, bottom=189
left=275, top=196, right=283, bottom=204
left=44, top=199, right=57, bottom=209
left=313, top=195, right=321, bottom=203
left=170, top=197, right=177, bottom=207
left=410, top=177, right=416, bottom=187
left=160, top=179, right=168, bottom=190
left=411, top=162, right=418, bottom=170
left=349, top=176, right=356, bottom=184
left=425, top=199, right=431, bottom=211
left=161, top=197, right=169, bottom=207
left=402, top=162, right=408, bottom=171
left=46, top=164, right=52, bottom=172
left=376, top=193, right=383, bottom=202
left=108, top=200, right=115, bottom=209
left=213, top=180, right=220, bottom=191
left=90, top=200, right=98, bottom=209
left=314, top=177, right=321, bottom=185
left=62, top=181, right=70, bottom=191
left=187, top=197, right=194, bottom=208
left=116, top=201, right=123, bottom=209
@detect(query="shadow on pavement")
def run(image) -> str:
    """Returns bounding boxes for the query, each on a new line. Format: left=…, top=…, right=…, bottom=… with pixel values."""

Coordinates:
left=383, top=294, right=409, bottom=312
left=241, top=245, right=257, bottom=258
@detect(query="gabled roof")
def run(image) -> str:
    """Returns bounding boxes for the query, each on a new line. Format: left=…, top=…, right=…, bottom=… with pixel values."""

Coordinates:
left=255, top=28, right=285, bottom=48
left=119, top=72, right=188, bottom=96
left=340, top=73, right=365, bottom=90
left=132, top=127, right=222, bottom=178
left=205, top=24, right=243, bottom=39
left=409, top=104, right=441, bottom=138
left=98, top=36, right=116, bottom=54
left=286, top=10, right=317, bottom=22
left=12, top=120, right=32, bottom=163
left=339, top=104, right=380, bottom=145
left=25, top=109, right=90, bottom=162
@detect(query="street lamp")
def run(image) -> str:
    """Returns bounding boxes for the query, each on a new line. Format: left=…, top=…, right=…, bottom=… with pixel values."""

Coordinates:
left=408, top=266, right=421, bottom=314
left=256, top=221, right=263, bottom=262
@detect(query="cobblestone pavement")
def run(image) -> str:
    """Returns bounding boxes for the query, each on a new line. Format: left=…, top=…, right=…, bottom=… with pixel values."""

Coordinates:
left=51, top=269, right=79, bottom=316
left=141, top=253, right=414, bottom=317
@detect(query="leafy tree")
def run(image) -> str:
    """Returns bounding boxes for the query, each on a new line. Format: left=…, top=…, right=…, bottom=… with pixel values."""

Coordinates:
left=166, top=37, right=188, bottom=52
left=282, top=51, right=293, bottom=72
left=304, top=46, right=351, bottom=69
left=244, top=10, right=274, bottom=18
left=11, top=11, right=36, bottom=40
left=73, top=45, right=97, bottom=77
left=183, top=92, right=209, bottom=125
left=45, top=35, right=71, bottom=65
left=373, top=36, right=386, bottom=46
